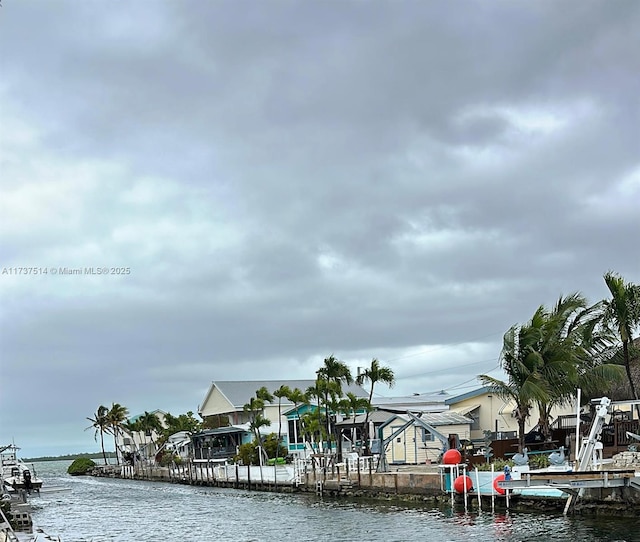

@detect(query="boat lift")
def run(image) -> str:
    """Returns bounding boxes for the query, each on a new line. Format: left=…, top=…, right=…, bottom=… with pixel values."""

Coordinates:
left=376, top=411, right=449, bottom=472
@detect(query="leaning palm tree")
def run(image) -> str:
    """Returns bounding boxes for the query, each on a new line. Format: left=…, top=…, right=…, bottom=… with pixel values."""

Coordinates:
left=106, top=403, right=129, bottom=464
left=356, top=358, right=395, bottom=453
left=121, top=418, right=143, bottom=462
left=480, top=318, right=550, bottom=453
left=602, top=271, right=640, bottom=399
left=86, top=405, right=110, bottom=465
left=138, top=411, right=164, bottom=461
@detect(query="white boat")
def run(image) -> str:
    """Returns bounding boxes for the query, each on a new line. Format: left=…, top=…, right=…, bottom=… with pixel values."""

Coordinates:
left=0, top=446, right=43, bottom=494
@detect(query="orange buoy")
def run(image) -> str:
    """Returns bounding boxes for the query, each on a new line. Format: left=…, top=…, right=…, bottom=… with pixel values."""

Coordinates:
left=493, top=473, right=506, bottom=495
left=442, top=449, right=462, bottom=465
left=453, top=475, right=473, bottom=493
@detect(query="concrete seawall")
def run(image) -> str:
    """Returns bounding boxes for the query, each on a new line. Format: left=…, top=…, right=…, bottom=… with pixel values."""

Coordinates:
left=89, top=463, right=640, bottom=516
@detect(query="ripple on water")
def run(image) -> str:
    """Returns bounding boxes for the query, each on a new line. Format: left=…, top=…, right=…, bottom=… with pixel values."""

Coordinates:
left=26, top=462, right=640, bottom=542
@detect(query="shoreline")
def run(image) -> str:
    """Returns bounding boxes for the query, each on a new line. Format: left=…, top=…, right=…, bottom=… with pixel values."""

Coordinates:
left=88, top=462, right=640, bottom=517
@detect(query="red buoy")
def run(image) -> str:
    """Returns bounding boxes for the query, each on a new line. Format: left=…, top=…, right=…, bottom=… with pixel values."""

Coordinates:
left=453, top=475, right=473, bottom=493
left=442, top=449, right=462, bottom=465
left=493, top=473, right=506, bottom=495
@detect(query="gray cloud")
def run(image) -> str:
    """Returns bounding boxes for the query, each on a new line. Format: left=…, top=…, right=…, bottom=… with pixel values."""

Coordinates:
left=1, top=0, right=639, bottom=457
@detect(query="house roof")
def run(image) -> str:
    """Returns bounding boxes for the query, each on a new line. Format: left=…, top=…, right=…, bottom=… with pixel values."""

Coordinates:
left=200, top=380, right=369, bottom=412
left=195, top=426, right=251, bottom=438
left=444, top=386, right=492, bottom=405
left=335, top=410, right=393, bottom=426
left=371, top=391, right=450, bottom=412
left=388, top=411, right=474, bottom=426
left=449, top=404, right=481, bottom=416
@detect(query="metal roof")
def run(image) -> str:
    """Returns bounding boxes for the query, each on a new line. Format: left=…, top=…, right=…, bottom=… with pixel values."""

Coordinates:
left=335, top=410, right=394, bottom=426
left=444, top=386, right=492, bottom=405
left=194, top=426, right=250, bottom=437
left=210, top=380, right=369, bottom=408
left=391, top=411, right=474, bottom=426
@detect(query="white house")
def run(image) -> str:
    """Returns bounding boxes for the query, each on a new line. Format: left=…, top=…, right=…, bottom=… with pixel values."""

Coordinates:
left=198, top=380, right=369, bottom=455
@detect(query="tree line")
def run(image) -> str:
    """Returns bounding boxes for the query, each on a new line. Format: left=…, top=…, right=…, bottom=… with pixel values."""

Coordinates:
left=86, top=404, right=201, bottom=465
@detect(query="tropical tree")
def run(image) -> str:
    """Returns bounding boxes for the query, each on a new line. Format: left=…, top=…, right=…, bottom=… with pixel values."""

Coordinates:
left=106, top=403, right=129, bottom=464
left=316, top=355, right=353, bottom=453
left=528, top=294, right=623, bottom=438
left=244, top=389, right=274, bottom=463
left=337, top=392, right=370, bottom=451
left=286, top=387, right=309, bottom=451
left=137, top=411, right=164, bottom=459
left=356, top=358, right=395, bottom=454
left=480, top=293, right=626, bottom=451
left=161, top=411, right=202, bottom=437
left=305, top=383, right=328, bottom=454
left=121, top=418, right=143, bottom=462
left=86, top=405, right=110, bottom=465
left=273, top=385, right=292, bottom=460
left=602, top=271, right=640, bottom=399
left=479, top=318, right=550, bottom=453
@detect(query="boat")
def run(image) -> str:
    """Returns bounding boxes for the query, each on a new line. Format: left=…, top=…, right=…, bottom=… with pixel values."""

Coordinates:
left=0, top=446, right=43, bottom=494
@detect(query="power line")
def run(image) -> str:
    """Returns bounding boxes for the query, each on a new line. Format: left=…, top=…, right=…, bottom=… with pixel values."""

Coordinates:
left=384, top=330, right=503, bottom=363
left=398, top=357, right=499, bottom=380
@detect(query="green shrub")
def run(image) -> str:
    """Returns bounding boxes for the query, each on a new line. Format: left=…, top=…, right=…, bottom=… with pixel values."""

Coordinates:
left=476, top=458, right=514, bottom=472
left=235, top=442, right=259, bottom=465
left=67, top=457, right=96, bottom=476
left=529, top=454, right=550, bottom=469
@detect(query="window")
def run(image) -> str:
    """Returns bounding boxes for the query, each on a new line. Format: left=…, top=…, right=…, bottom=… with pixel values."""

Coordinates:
left=288, top=420, right=304, bottom=443
left=422, top=429, right=434, bottom=442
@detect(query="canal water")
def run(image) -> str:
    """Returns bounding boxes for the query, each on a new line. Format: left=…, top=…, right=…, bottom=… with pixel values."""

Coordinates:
left=28, top=460, right=638, bottom=542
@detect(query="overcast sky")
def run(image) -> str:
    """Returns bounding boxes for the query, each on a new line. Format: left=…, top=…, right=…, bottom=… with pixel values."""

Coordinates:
left=1, top=1, right=639, bottom=458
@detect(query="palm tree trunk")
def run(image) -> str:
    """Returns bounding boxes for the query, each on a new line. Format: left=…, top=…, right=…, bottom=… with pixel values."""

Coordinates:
left=623, top=341, right=638, bottom=400
left=518, top=417, right=526, bottom=454
left=100, top=431, right=107, bottom=465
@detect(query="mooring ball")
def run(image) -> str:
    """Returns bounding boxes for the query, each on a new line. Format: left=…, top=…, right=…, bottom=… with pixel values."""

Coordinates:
left=443, top=449, right=462, bottom=465
left=453, top=475, right=474, bottom=493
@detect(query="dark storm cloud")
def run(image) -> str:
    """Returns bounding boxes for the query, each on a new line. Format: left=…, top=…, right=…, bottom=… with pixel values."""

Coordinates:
left=1, top=0, right=639, bottom=456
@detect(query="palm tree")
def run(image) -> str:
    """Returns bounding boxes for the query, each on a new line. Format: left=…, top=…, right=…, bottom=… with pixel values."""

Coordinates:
left=86, top=405, right=110, bottom=465
left=337, top=392, right=370, bottom=451
left=356, top=358, right=395, bottom=454
left=243, top=396, right=271, bottom=464
left=138, top=411, right=164, bottom=461
left=603, top=271, right=640, bottom=399
left=286, top=387, right=308, bottom=451
left=121, top=418, right=143, bottom=463
left=480, top=319, right=550, bottom=453
left=316, top=355, right=353, bottom=453
left=273, top=385, right=291, bottom=460
left=305, top=383, right=327, bottom=454
left=106, top=403, right=129, bottom=464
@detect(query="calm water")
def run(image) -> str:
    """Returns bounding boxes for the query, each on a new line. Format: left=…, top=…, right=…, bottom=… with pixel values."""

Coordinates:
left=26, top=460, right=639, bottom=542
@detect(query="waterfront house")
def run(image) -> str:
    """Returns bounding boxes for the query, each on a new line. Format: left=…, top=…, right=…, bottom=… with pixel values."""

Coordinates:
left=191, top=426, right=252, bottom=461
left=116, top=409, right=167, bottom=464
left=198, top=380, right=369, bottom=456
